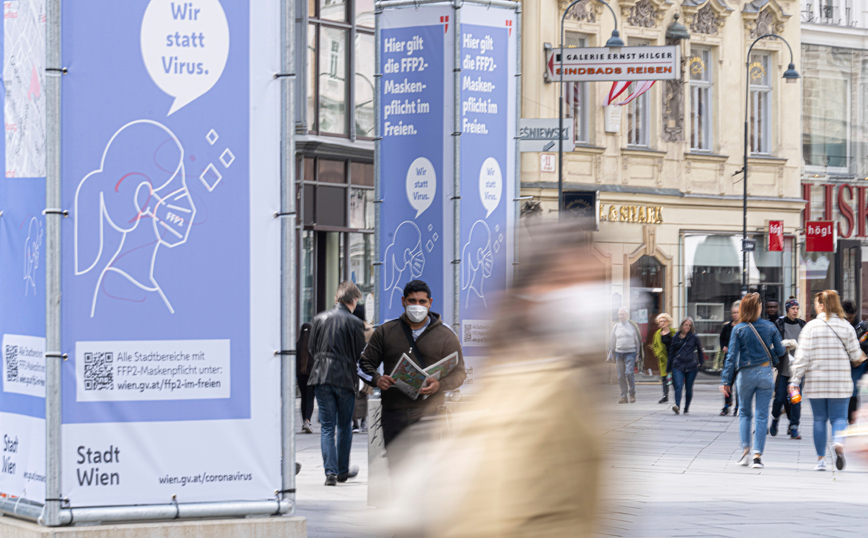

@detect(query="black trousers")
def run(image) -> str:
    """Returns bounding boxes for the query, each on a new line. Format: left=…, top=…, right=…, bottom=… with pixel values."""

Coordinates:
left=297, top=374, right=315, bottom=422
left=382, top=408, right=425, bottom=447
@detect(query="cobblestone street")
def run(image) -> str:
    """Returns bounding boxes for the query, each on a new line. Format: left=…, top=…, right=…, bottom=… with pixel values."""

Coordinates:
left=294, top=380, right=868, bottom=537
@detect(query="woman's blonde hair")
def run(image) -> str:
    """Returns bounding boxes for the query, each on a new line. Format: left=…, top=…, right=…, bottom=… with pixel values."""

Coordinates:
left=816, top=290, right=846, bottom=319
left=656, top=313, right=673, bottom=327
left=739, top=293, right=761, bottom=323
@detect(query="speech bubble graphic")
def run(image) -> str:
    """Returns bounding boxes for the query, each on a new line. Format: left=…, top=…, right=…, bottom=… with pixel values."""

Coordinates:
left=479, top=157, right=502, bottom=218
left=406, top=157, right=436, bottom=218
left=141, top=0, right=230, bottom=116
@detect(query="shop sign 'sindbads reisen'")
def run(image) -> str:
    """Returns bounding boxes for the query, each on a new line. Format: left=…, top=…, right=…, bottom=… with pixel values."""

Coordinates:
left=545, top=46, right=680, bottom=82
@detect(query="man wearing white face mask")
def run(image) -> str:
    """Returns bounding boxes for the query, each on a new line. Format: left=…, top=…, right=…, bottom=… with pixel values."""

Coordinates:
left=359, top=280, right=466, bottom=457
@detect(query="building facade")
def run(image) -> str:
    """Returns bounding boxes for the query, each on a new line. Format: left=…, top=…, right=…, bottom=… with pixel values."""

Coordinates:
left=800, top=0, right=868, bottom=319
left=520, top=0, right=803, bottom=368
left=296, top=0, right=377, bottom=324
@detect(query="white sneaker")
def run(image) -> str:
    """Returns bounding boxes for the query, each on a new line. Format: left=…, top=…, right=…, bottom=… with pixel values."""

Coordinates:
left=738, top=452, right=751, bottom=466
left=751, top=457, right=764, bottom=469
left=814, top=459, right=827, bottom=471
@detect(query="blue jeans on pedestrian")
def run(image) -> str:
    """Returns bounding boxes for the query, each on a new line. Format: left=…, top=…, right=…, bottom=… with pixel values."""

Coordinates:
left=736, top=364, right=774, bottom=455
left=615, top=352, right=637, bottom=399
left=771, top=374, right=803, bottom=428
left=809, top=398, right=849, bottom=458
left=672, top=368, right=697, bottom=411
left=315, top=384, right=356, bottom=476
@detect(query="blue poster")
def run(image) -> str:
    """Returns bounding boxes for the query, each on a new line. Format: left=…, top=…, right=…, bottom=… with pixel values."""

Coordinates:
left=0, top=0, right=49, bottom=500
left=60, top=0, right=249, bottom=424
left=458, top=9, right=516, bottom=384
left=379, top=13, right=451, bottom=321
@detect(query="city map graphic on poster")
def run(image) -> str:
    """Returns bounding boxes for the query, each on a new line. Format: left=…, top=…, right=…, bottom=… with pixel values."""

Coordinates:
left=378, top=6, right=454, bottom=324
left=60, top=0, right=281, bottom=507
left=458, top=6, right=516, bottom=390
left=0, top=0, right=47, bottom=503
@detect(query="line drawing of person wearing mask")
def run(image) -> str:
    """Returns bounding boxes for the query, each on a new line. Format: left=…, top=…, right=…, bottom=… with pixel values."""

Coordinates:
left=383, top=221, right=425, bottom=310
left=24, top=217, right=43, bottom=296
left=74, top=119, right=197, bottom=317
left=461, top=220, right=493, bottom=308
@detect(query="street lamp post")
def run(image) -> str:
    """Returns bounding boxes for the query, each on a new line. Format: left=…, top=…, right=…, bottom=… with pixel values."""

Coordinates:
left=741, top=35, right=800, bottom=294
left=558, top=0, right=624, bottom=221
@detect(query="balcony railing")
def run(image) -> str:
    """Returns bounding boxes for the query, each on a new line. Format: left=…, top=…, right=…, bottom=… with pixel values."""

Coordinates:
left=802, top=2, right=860, bottom=26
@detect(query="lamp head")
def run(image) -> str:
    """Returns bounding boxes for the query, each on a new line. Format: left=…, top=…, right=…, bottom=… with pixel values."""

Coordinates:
left=665, top=14, right=691, bottom=41
left=783, top=62, right=800, bottom=83
left=606, top=29, right=625, bottom=49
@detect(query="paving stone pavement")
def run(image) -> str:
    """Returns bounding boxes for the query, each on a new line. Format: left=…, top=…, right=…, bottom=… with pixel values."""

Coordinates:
left=292, top=381, right=868, bottom=537
left=597, top=381, right=868, bottom=538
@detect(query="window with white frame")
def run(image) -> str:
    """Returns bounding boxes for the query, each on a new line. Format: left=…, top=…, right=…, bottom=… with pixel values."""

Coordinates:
left=627, top=39, right=651, bottom=147
left=565, top=33, right=589, bottom=144
left=749, top=53, right=772, bottom=155
left=689, top=48, right=713, bottom=151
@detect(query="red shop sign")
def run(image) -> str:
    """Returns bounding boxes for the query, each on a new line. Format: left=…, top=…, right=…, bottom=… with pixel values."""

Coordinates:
left=767, top=220, right=784, bottom=252
left=806, top=221, right=836, bottom=252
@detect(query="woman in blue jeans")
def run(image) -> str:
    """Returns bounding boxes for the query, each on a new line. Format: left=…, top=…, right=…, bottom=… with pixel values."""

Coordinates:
left=790, top=290, right=862, bottom=471
left=720, top=293, right=784, bottom=469
left=667, top=317, right=705, bottom=415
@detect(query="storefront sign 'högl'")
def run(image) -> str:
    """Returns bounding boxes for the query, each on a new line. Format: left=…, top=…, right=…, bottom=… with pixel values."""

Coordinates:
left=806, top=221, right=836, bottom=253
left=768, top=220, right=784, bottom=252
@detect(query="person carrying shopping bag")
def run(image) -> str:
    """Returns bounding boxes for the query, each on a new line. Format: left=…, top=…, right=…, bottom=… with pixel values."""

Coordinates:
left=790, top=290, right=865, bottom=471
left=720, top=293, right=785, bottom=469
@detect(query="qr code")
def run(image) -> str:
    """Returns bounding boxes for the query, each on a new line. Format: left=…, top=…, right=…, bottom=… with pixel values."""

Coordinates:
left=83, top=352, right=114, bottom=391
left=463, top=324, right=472, bottom=343
left=5, top=345, right=18, bottom=382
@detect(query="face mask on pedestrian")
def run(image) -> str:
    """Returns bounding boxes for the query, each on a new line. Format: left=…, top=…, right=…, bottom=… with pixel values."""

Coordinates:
left=406, top=304, right=429, bottom=323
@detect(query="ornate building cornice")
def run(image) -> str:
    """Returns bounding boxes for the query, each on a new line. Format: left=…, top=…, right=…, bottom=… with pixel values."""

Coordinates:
left=742, top=0, right=791, bottom=38
left=682, top=0, right=733, bottom=35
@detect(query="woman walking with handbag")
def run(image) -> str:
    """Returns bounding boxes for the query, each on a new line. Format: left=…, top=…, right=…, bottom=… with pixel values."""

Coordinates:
left=668, top=317, right=705, bottom=415
left=720, top=293, right=785, bottom=469
left=790, top=290, right=864, bottom=471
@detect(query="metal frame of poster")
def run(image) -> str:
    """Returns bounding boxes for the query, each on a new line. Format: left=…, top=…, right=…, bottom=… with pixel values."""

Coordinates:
left=0, top=0, right=298, bottom=526
left=375, top=0, right=520, bottom=393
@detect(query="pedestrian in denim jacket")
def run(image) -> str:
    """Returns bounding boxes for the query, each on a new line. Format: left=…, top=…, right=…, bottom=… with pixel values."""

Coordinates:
left=720, top=293, right=785, bottom=469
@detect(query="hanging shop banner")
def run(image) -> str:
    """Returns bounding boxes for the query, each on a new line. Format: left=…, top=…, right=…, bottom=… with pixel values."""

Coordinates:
left=59, top=0, right=281, bottom=506
left=806, top=221, right=836, bottom=253
left=0, top=0, right=47, bottom=502
left=379, top=6, right=454, bottom=323
left=545, top=45, right=680, bottom=82
left=458, top=5, right=516, bottom=392
left=768, top=220, right=784, bottom=252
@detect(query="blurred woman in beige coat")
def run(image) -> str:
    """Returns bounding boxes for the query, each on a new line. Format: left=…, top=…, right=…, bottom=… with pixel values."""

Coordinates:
left=387, top=224, right=607, bottom=538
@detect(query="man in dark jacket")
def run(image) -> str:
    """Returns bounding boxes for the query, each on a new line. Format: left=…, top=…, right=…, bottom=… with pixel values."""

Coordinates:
left=296, top=323, right=315, bottom=434
left=719, top=300, right=740, bottom=416
left=308, top=281, right=366, bottom=486
left=359, top=280, right=465, bottom=456
left=772, top=298, right=806, bottom=439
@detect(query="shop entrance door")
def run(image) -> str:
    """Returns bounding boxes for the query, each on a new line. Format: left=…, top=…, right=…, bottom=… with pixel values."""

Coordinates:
left=630, top=256, right=665, bottom=375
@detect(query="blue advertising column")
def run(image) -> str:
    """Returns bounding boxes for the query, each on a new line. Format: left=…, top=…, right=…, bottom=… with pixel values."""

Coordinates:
left=457, top=6, right=516, bottom=390
left=378, top=6, right=454, bottom=324
left=59, top=0, right=282, bottom=507
left=0, top=0, right=47, bottom=501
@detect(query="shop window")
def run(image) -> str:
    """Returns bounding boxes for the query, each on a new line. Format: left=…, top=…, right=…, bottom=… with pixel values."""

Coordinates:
left=802, top=44, right=851, bottom=174
left=689, top=48, right=713, bottom=152
left=630, top=256, right=665, bottom=373
left=749, top=53, right=771, bottom=155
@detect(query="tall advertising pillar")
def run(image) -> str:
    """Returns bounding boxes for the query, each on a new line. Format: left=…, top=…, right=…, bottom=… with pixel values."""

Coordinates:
left=377, top=1, right=517, bottom=390
left=57, top=0, right=282, bottom=508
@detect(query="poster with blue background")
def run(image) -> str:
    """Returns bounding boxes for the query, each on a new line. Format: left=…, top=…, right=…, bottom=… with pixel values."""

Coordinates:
left=379, top=6, right=454, bottom=324
left=458, top=6, right=516, bottom=390
left=59, top=0, right=282, bottom=507
left=0, top=0, right=47, bottom=502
